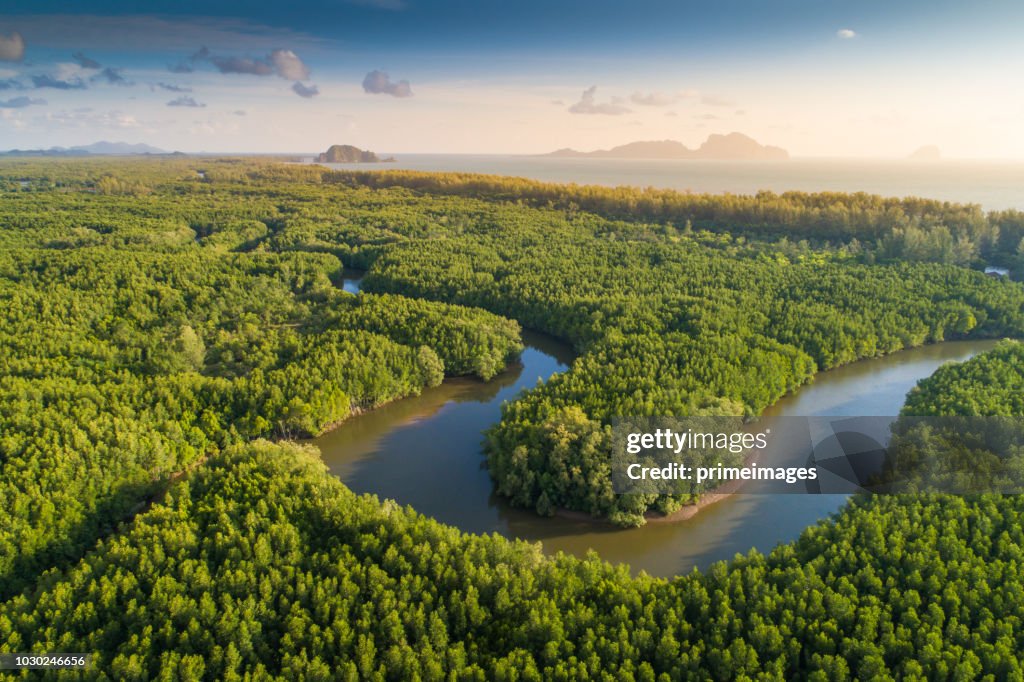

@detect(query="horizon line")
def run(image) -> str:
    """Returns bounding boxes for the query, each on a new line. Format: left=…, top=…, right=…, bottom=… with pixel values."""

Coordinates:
left=5, top=148, right=1024, bottom=164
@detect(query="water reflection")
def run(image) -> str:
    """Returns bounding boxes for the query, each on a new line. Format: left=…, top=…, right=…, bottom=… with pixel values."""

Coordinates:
left=340, top=268, right=364, bottom=295
left=316, top=329, right=573, bottom=533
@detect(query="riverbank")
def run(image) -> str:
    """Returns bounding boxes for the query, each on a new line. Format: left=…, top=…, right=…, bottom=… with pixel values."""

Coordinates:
left=326, top=273, right=1011, bottom=575
left=313, top=354, right=530, bottom=438
left=317, top=337, right=1001, bottom=577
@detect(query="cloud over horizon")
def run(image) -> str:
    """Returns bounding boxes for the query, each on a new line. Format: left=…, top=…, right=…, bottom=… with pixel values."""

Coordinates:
left=292, top=81, right=319, bottom=98
left=20, top=55, right=136, bottom=95
left=569, top=86, right=629, bottom=115
left=362, top=70, right=412, bottom=97
left=167, top=95, right=205, bottom=107
left=173, top=46, right=319, bottom=98
left=271, top=50, right=310, bottom=81
left=187, top=46, right=313, bottom=82
left=210, top=54, right=273, bottom=76
left=837, top=28, right=857, bottom=39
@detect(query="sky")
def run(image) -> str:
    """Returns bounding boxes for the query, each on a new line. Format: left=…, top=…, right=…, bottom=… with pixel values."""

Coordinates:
left=0, top=1, right=1022, bottom=157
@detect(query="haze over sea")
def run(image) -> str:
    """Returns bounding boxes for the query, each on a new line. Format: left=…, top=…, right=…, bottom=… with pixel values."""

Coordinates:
left=318, top=156, right=1024, bottom=212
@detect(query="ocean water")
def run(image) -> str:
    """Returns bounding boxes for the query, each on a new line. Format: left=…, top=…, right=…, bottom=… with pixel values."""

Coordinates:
left=317, top=155, right=1024, bottom=211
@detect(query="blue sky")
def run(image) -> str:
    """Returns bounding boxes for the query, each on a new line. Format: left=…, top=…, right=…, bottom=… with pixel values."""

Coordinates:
left=0, top=1, right=1022, bottom=155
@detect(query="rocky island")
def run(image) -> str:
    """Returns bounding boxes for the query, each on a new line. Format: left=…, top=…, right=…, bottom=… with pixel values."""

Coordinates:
left=546, top=132, right=788, bottom=160
left=317, top=144, right=395, bottom=163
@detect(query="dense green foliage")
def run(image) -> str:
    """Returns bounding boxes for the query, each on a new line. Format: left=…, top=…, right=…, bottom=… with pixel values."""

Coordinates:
left=881, top=341, right=1024, bottom=494
left=2, top=158, right=1022, bottom=536
left=325, top=169, right=1024, bottom=270
left=0, top=162, right=522, bottom=596
left=903, top=340, right=1024, bottom=416
left=5, top=342, right=1024, bottom=679
left=355, top=189, right=1024, bottom=523
left=3, top=159, right=1024, bottom=679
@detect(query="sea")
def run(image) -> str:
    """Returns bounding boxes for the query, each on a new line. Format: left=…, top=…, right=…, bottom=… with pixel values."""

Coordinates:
left=314, top=155, right=1024, bottom=212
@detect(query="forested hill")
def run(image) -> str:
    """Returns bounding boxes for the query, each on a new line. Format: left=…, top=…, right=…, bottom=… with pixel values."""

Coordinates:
left=3, top=344, right=1024, bottom=679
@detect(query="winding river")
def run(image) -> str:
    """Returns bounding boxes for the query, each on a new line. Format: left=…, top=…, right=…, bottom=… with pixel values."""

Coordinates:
left=318, top=272, right=1001, bottom=577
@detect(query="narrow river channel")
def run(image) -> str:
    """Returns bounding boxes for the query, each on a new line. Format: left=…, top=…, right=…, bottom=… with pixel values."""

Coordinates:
left=317, top=272, right=1001, bottom=577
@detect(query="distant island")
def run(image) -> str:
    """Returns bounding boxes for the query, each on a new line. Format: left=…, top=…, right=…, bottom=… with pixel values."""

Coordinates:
left=545, top=132, right=788, bottom=161
left=1, top=141, right=170, bottom=157
left=908, top=145, right=941, bottom=161
left=317, top=145, right=395, bottom=163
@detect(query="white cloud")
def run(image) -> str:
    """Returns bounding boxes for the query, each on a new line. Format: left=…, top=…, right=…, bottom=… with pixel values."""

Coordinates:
left=837, top=29, right=857, bottom=39
left=191, top=47, right=314, bottom=87
left=270, top=49, right=310, bottom=81
left=569, top=86, right=630, bottom=115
